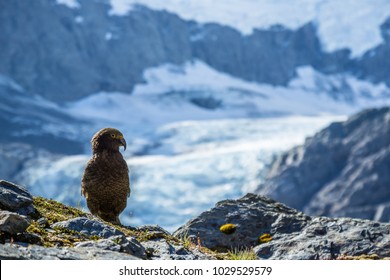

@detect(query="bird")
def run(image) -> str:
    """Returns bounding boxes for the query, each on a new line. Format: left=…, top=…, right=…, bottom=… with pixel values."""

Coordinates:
left=81, top=127, right=130, bottom=225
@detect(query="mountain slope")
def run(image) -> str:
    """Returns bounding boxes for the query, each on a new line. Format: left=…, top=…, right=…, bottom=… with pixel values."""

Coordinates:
left=0, top=76, right=86, bottom=154
left=257, top=107, right=390, bottom=222
left=1, top=0, right=390, bottom=102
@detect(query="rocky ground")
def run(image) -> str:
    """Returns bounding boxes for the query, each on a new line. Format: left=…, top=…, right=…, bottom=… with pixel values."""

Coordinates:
left=1, top=180, right=389, bottom=260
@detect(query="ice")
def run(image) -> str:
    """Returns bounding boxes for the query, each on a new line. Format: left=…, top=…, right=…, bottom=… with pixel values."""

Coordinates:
left=110, top=0, right=390, bottom=57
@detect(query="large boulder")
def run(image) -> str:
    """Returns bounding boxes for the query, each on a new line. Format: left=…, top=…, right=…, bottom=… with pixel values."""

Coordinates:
left=0, top=211, right=29, bottom=235
left=174, top=193, right=310, bottom=250
left=254, top=216, right=390, bottom=260
left=174, top=193, right=390, bottom=259
left=0, top=180, right=35, bottom=215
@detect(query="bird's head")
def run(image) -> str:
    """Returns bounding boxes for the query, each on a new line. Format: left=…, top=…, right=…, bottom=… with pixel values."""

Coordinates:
left=91, top=128, right=127, bottom=153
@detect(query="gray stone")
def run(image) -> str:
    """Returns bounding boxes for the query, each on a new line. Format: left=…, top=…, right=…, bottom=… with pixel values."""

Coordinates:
left=255, top=217, right=390, bottom=260
left=174, top=193, right=390, bottom=259
left=0, top=211, right=29, bottom=235
left=0, top=243, right=139, bottom=260
left=52, top=217, right=124, bottom=238
left=15, top=233, right=42, bottom=245
left=0, top=180, right=34, bottom=215
left=37, top=217, right=49, bottom=228
left=141, top=238, right=213, bottom=260
left=136, top=224, right=172, bottom=238
left=174, top=193, right=310, bottom=250
left=257, top=107, right=390, bottom=222
left=75, top=235, right=147, bottom=259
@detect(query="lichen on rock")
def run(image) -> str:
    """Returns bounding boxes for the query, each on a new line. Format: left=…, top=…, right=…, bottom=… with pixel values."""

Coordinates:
left=219, top=224, right=237, bottom=235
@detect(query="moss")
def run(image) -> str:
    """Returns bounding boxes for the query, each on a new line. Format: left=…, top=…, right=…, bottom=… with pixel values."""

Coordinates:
left=220, top=224, right=237, bottom=235
left=258, top=233, right=272, bottom=244
left=32, top=196, right=86, bottom=224
left=25, top=197, right=102, bottom=247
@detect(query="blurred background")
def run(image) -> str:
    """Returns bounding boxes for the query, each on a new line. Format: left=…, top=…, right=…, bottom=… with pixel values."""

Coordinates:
left=1, top=0, right=390, bottom=232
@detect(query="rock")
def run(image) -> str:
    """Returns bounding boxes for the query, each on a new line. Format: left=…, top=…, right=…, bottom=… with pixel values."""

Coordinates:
left=174, top=193, right=310, bottom=250
left=136, top=225, right=172, bottom=239
left=0, top=211, right=29, bottom=235
left=141, top=238, right=213, bottom=260
left=257, top=107, right=390, bottom=222
left=15, top=233, right=42, bottom=245
left=255, top=217, right=390, bottom=260
left=0, top=180, right=35, bottom=215
left=0, top=243, right=139, bottom=260
left=174, top=193, right=390, bottom=259
left=37, top=217, right=49, bottom=228
left=123, top=237, right=147, bottom=259
left=75, top=235, right=147, bottom=259
left=52, top=217, right=124, bottom=238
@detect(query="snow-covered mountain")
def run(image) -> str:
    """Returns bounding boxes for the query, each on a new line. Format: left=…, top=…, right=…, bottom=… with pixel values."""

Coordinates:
left=2, top=0, right=390, bottom=102
left=108, top=0, right=390, bottom=57
left=1, top=0, right=390, bottom=231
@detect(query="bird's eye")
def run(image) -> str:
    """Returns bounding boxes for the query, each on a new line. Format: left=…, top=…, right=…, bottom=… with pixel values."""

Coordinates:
left=111, top=134, right=115, bottom=138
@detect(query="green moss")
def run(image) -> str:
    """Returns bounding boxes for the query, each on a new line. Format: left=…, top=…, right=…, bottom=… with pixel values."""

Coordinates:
left=258, top=233, right=272, bottom=244
left=33, top=196, right=86, bottom=224
left=220, top=224, right=237, bottom=235
left=25, top=197, right=101, bottom=247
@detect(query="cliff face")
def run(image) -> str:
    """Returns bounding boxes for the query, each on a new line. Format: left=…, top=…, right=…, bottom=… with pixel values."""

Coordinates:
left=1, top=0, right=389, bottom=102
left=0, top=0, right=192, bottom=102
left=257, top=107, right=390, bottom=222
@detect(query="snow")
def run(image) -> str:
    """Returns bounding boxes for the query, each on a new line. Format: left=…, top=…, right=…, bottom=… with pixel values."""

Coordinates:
left=132, top=60, right=390, bottom=115
left=105, top=32, right=113, bottom=40
left=57, top=0, right=80, bottom=9
left=0, top=75, right=24, bottom=92
left=110, top=0, right=390, bottom=57
left=74, top=16, right=84, bottom=24
left=55, top=0, right=390, bottom=56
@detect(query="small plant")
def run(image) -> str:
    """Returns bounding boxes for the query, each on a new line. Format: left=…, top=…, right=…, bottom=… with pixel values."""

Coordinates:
left=336, top=254, right=380, bottom=260
left=258, top=233, right=272, bottom=244
left=228, top=248, right=257, bottom=260
left=220, top=224, right=237, bottom=235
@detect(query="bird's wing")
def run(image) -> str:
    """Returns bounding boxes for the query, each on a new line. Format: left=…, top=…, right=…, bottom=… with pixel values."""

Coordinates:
left=124, top=164, right=131, bottom=198
left=81, top=159, right=98, bottom=197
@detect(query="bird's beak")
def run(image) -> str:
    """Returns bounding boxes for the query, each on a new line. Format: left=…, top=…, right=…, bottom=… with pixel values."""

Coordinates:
left=120, top=138, right=127, bottom=151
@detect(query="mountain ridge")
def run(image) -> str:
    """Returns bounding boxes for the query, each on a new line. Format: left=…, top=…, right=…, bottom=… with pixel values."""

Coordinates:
left=1, top=0, right=390, bottom=102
